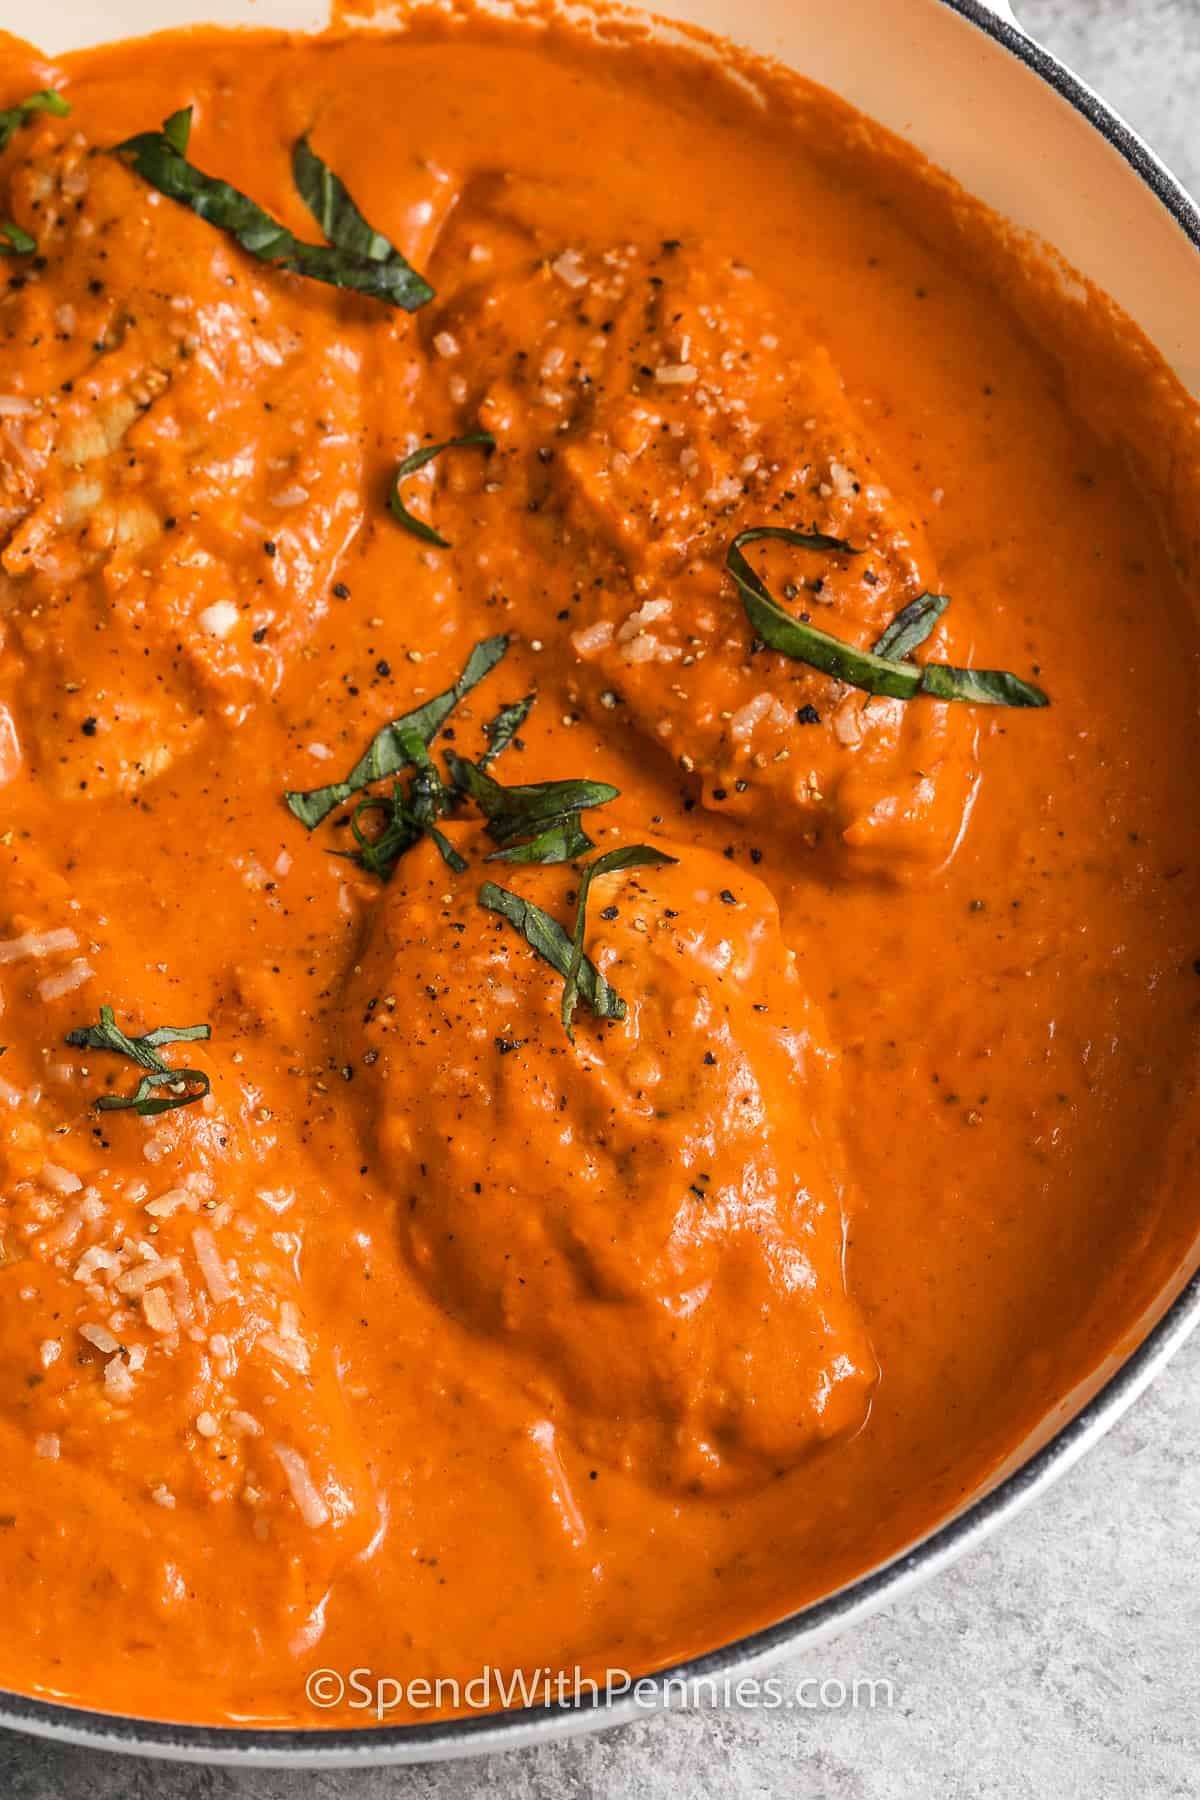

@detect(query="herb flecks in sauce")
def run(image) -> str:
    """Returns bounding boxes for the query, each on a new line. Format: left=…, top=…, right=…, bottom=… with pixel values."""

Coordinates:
left=114, top=109, right=434, bottom=310
left=65, top=1006, right=212, bottom=1117
left=727, top=528, right=1049, bottom=707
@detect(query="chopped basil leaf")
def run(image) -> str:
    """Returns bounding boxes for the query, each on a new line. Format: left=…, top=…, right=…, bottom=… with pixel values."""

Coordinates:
left=138, top=1022, right=212, bottom=1051
left=0, top=89, right=70, bottom=155
left=65, top=1004, right=212, bottom=1116
left=479, top=880, right=623, bottom=1033
left=727, top=528, right=1049, bottom=707
left=561, top=846, right=676, bottom=1040
left=0, top=221, right=36, bottom=256
left=389, top=433, right=496, bottom=547
left=485, top=777, right=619, bottom=845
left=872, top=592, right=950, bottom=660
left=96, top=1068, right=212, bottom=1117
left=397, top=725, right=446, bottom=828
left=729, top=527, right=922, bottom=700
left=162, top=105, right=192, bottom=155
left=479, top=694, right=536, bottom=768
left=918, top=663, right=1052, bottom=706
left=341, top=786, right=419, bottom=880
left=485, top=818, right=595, bottom=865
left=339, top=726, right=468, bottom=879
left=446, top=752, right=617, bottom=862
left=287, top=641, right=623, bottom=884
left=65, top=1006, right=210, bottom=1067
left=115, top=109, right=434, bottom=310
left=286, top=635, right=508, bottom=829
left=292, top=135, right=425, bottom=285
left=479, top=844, right=677, bottom=1042
left=341, top=781, right=467, bottom=880
left=425, top=825, right=470, bottom=874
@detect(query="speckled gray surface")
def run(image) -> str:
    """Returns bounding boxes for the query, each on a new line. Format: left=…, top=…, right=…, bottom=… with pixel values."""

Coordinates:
left=4, top=3, right=1199, bottom=1794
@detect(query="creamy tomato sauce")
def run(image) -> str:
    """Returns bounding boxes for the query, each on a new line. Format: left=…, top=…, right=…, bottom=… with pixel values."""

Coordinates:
left=0, top=4, right=1198, bottom=1729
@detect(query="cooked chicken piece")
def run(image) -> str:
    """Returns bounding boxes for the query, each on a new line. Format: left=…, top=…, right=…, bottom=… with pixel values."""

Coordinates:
left=0, top=125, right=367, bottom=794
left=415, top=217, right=979, bottom=878
left=345, top=833, right=877, bottom=1493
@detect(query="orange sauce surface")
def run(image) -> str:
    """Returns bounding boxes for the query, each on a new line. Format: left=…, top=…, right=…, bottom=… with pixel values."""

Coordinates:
left=0, top=3, right=1198, bottom=1728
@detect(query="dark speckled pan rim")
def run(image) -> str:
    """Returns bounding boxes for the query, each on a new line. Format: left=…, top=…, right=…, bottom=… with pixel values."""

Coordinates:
left=3, top=0, right=1199, bottom=1765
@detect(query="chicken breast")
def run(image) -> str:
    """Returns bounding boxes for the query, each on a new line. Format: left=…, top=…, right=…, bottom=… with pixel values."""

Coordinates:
left=411, top=207, right=979, bottom=878
left=345, top=832, right=877, bottom=1492
left=0, top=122, right=366, bottom=794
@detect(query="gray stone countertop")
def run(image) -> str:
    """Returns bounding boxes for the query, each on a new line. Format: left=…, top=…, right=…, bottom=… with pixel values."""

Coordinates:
left=4, top=2, right=1198, bottom=1794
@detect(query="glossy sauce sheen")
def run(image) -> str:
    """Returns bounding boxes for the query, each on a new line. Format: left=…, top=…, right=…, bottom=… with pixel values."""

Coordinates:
left=0, top=8, right=1198, bottom=1727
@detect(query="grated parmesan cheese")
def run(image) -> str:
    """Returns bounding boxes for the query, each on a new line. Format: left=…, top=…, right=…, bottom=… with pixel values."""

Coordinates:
left=37, top=959, right=95, bottom=1002
left=0, top=927, right=78, bottom=964
left=274, top=1443, right=331, bottom=1529
left=197, top=600, right=240, bottom=640
left=550, top=247, right=588, bottom=289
